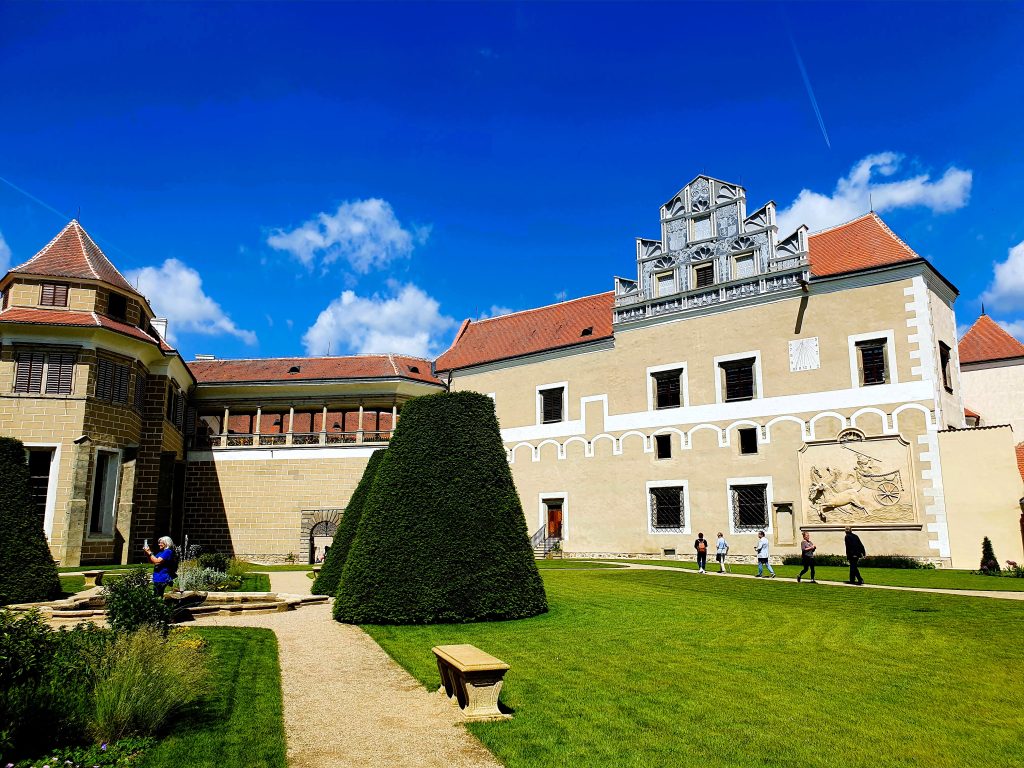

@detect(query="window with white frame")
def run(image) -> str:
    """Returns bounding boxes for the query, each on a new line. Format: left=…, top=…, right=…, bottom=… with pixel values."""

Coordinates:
left=738, top=427, right=758, bottom=455
left=856, top=339, right=889, bottom=386
left=538, top=386, right=565, bottom=424
left=692, top=262, right=714, bottom=289
left=732, top=252, right=755, bottom=279
left=652, top=369, right=683, bottom=409
left=730, top=482, right=769, bottom=532
left=720, top=358, right=756, bottom=401
left=89, top=449, right=120, bottom=536
left=648, top=482, right=687, bottom=533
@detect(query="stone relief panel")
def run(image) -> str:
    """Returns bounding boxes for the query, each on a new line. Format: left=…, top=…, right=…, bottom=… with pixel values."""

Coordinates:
left=798, top=437, right=916, bottom=525
left=666, top=219, right=687, bottom=251
left=690, top=177, right=711, bottom=212
left=717, top=204, right=739, bottom=237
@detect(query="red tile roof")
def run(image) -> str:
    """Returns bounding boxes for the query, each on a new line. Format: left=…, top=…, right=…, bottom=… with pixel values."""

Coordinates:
left=189, top=354, right=442, bottom=385
left=958, top=314, right=1024, bottom=364
left=435, top=292, right=614, bottom=372
left=8, top=220, right=140, bottom=296
left=964, top=406, right=980, bottom=420
left=1016, top=442, right=1024, bottom=483
left=0, top=306, right=164, bottom=347
left=807, top=213, right=921, bottom=277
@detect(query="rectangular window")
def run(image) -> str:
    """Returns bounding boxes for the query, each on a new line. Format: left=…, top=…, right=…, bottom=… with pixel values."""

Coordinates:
left=939, top=342, right=953, bottom=392
left=653, top=369, right=683, bottom=409
left=731, top=483, right=768, bottom=531
left=655, top=434, right=672, bottom=460
left=738, top=427, right=758, bottom=455
left=655, top=271, right=676, bottom=297
left=650, top=486, right=685, bottom=531
left=96, top=358, right=129, bottom=402
left=721, top=358, right=756, bottom=401
left=89, top=450, right=119, bottom=535
left=693, top=263, right=714, bottom=289
left=857, top=340, right=889, bottom=386
left=107, top=293, right=128, bottom=322
left=40, top=283, right=68, bottom=307
left=14, top=350, right=74, bottom=395
left=540, top=387, right=564, bottom=424
left=26, top=448, right=55, bottom=526
left=692, top=215, right=711, bottom=241
left=733, top=253, right=755, bottom=279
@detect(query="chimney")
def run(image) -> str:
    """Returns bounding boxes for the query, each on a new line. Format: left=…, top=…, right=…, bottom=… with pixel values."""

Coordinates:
left=150, top=318, right=168, bottom=340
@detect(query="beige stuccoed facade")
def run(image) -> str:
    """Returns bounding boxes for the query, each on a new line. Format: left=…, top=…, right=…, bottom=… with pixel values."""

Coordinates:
left=960, top=360, right=1024, bottom=437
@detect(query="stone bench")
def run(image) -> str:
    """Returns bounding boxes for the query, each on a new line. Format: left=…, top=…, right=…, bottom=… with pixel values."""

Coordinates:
left=81, top=570, right=105, bottom=588
left=432, top=644, right=511, bottom=721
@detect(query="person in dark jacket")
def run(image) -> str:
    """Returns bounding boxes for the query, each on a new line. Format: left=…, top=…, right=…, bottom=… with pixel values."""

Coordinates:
left=694, top=532, right=709, bottom=573
left=844, top=527, right=866, bottom=585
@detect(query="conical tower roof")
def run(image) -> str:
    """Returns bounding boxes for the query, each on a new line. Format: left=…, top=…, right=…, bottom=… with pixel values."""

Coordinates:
left=8, top=220, right=139, bottom=296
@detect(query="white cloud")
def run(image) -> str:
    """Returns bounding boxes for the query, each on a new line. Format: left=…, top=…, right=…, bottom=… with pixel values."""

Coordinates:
left=996, top=318, right=1024, bottom=342
left=0, top=230, right=11, bottom=274
left=777, top=153, right=972, bottom=234
left=303, top=282, right=456, bottom=358
left=267, top=198, right=430, bottom=273
left=478, top=305, right=515, bottom=319
left=981, top=240, right=1024, bottom=313
left=125, top=259, right=257, bottom=346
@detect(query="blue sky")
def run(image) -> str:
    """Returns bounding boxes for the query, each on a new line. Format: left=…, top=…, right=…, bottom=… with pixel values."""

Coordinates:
left=1, top=1, right=1022, bottom=360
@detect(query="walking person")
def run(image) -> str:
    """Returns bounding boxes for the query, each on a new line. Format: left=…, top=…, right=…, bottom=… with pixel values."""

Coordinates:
left=844, top=526, right=866, bottom=585
left=797, top=531, right=817, bottom=583
left=754, top=530, right=775, bottom=578
left=715, top=532, right=729, bottom=573
left=694, top=532, right=709, bottom=573
left=143, top=535, right=177, bottom=597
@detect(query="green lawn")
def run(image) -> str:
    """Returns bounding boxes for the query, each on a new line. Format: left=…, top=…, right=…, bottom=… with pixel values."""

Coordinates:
left=58, top=574, right=87, bottom=595
left=365, top=569, right=1024, bottom=768
left=233, top=573, right=272, bottom=592
left=57, top=564, right=147, bottom=573
left=535, top=560, right=627, bottom=569
left=609, top=559, right=1024, bottom=591
left=141, top=627, right=285, bottom=768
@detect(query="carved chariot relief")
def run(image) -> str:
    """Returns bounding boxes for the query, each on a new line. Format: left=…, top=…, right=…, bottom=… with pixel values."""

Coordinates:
left=798, top=437, right=917, bottom=525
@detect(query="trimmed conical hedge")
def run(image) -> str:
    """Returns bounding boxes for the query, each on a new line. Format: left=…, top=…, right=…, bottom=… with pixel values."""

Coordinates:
left=311, top=448, right=386, bottom=596
left=334, top=390, right=547, bottom=624
left=0, top=437, right=62, bottom=605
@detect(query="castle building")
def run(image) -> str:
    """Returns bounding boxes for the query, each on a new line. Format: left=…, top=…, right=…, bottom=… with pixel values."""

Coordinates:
left=3, top=177, right=1023, bottom=569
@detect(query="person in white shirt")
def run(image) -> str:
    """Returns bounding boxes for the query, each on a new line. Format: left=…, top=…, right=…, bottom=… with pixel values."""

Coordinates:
left=715, top=532, right=729, bottom=573
left=754, top=530, right=775, bottom=578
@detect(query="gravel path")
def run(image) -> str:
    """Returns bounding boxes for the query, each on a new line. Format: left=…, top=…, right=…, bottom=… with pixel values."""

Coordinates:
left=194, top=571, right=501, bottom=768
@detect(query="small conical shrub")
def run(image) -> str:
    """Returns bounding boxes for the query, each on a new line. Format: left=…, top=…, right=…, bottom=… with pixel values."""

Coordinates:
left=335, top=391, right=547, bottom=624
left=311, top=449, right=386, bottom=596
left=0, top=437, right=62, bottom=605
left=980, top=536, right=1000, bottom=572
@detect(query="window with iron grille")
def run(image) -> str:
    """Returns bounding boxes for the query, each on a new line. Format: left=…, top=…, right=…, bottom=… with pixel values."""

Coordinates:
left=539, top=387, right=564, bottom=424
left=652, top=369, right=682, bottom=409
left=856, top=340, right=888, bottom=386
left=731, top=483, right=768, bottom=531
left=939, top=342, right=953, bottom=392
left=693, top=263, right=714, bottom=289
left=650, top=485, right=685, bottom=532
left=40, top=283, right=68, bottom=307
left=721, top=358, right=756, bottom=401
left=14, top=350, right=75, bottom=395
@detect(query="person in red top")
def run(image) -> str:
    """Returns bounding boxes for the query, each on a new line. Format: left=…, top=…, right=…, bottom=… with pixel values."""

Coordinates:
left=694, top=532, right=709, bottom=573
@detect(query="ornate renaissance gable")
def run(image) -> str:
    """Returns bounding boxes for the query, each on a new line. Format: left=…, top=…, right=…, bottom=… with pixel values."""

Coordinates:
left=614, top=176, right=809, bottom=324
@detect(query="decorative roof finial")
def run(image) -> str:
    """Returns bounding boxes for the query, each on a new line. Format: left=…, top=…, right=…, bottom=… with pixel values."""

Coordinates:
left=981, top=302, right=986, bottom=316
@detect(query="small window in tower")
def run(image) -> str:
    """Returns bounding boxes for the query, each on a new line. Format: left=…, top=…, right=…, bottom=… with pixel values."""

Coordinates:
left=40, top=283, right=69, bottom=307
left=108, top=293, right=127, bottom=321
left=655, top=271, right=676, bottom=297
left=655, top=433, right=672, bottom=460
left=693, top=263, right=715, bottom=289
left=939, top=342, right=953, bottom=393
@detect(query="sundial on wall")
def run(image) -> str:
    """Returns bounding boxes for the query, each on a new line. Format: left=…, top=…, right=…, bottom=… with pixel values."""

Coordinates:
left=789, top=337, right=820, bottom=372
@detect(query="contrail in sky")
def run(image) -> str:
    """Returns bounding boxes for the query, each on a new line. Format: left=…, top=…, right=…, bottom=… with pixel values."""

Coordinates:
left=788, top=33, right=831, bottom=149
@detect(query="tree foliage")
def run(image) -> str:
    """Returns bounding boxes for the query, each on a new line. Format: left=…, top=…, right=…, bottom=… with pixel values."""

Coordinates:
left=0, top=437, right=62, bottom=605
left=311, top=449, right=386, bottom=596
left=980, top=536, right=1000, bottom=572
left=334, top=391, right=547, bottom=624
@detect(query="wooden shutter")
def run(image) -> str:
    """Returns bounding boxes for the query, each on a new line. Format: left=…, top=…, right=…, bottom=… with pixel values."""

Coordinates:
left=112, top=362, right=129, bottom=403
left=694, top=264, right=714, bottom=288
left=722, top=359, right=755, bottom=401
left=175, top=391, right=185, bottom=429
left=96, top=358, right=114, bottom=400
left=134, top=373, right=147, bottom=410
left=45, top=352, right=75, bottom=395
left=40, top=283, right=67, bottom=307
left=540, top=387, right=563, bottom=423
left=15, top=351, right=44, bottom=393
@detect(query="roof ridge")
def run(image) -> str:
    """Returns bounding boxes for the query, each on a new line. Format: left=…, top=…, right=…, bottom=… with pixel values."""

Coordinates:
left=188, top=352, right=436, bottom=364
left=387, top=353, right=399, bottom=375
left=73, top=222, right=102, bottom=281
left=806, top=212, right=876, bottom=237
left=75, top=221, right=138, bottom=291
left=469, top=290, right=614, bottom=326
left=9, top=220, right=76, bottom=271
